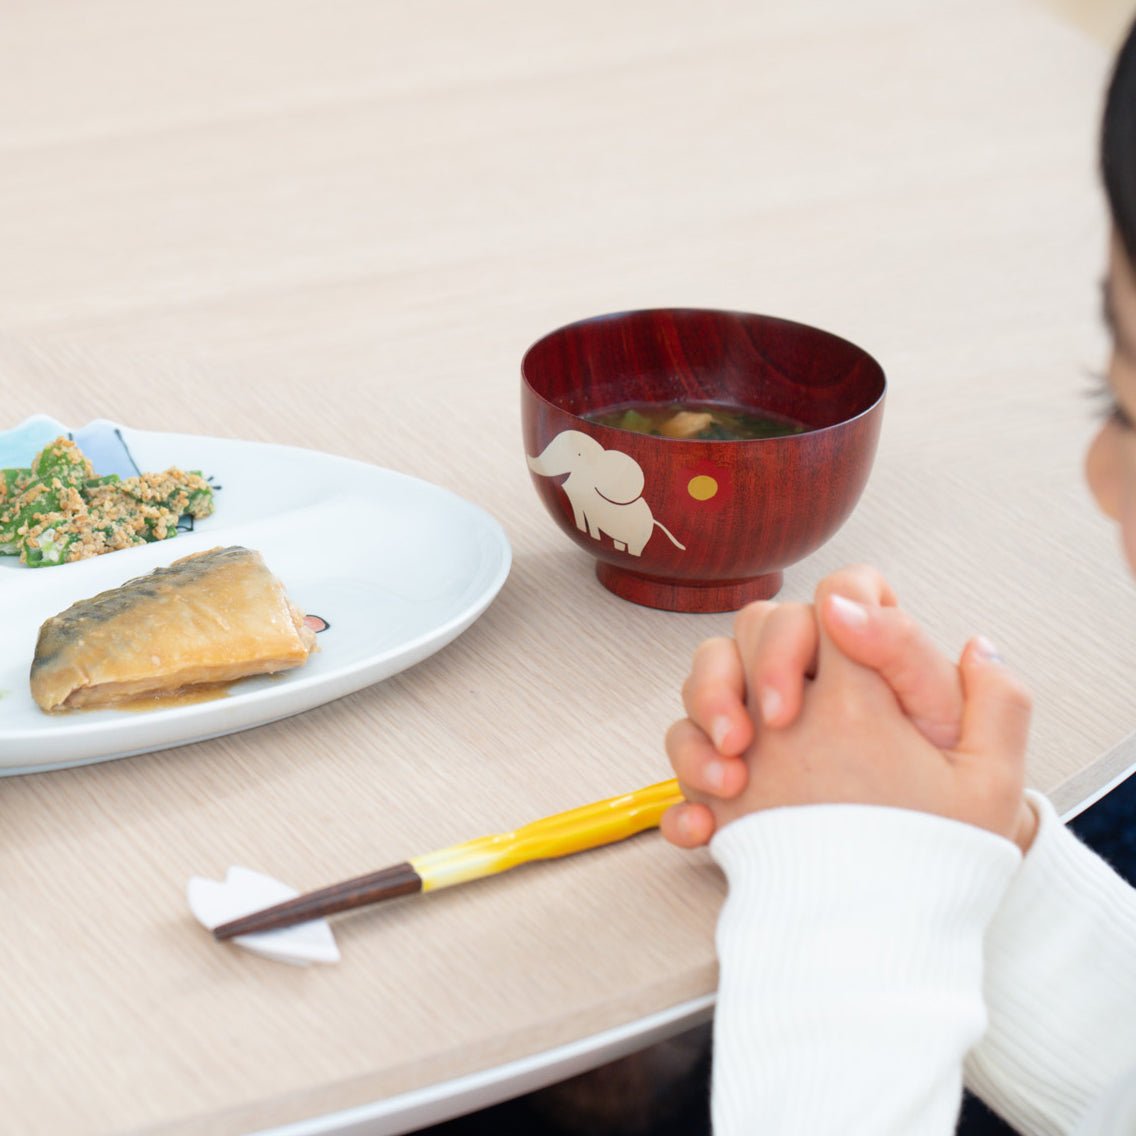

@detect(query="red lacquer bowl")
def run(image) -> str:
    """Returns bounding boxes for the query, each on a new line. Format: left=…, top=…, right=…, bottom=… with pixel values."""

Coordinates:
left=521, top=308, right=886, bottom=612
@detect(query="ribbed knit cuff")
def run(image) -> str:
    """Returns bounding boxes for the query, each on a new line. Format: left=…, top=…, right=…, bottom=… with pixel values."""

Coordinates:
left=965, top=790, right=1136, bottom=1135
left=709, top=804, right=1020, bottom=1134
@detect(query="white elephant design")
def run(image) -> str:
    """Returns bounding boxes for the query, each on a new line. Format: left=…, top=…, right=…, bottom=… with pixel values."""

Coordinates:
left=527, top=429, right=685, bottom=556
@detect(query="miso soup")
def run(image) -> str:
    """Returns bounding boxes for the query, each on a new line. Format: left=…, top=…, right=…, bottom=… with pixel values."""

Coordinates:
left=586, top=400, right=807, bottom=440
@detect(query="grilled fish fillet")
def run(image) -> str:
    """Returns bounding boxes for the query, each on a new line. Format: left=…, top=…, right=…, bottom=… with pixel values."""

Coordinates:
left=30, top=546, right=316, bottom=711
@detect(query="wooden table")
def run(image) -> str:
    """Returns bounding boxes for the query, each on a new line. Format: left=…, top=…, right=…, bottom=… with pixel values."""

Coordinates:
left=1, top=1, right=1134, bottom=1132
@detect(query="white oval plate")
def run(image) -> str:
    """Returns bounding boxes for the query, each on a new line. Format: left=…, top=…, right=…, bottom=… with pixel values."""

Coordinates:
left=0, top=417, right=511, bottom=774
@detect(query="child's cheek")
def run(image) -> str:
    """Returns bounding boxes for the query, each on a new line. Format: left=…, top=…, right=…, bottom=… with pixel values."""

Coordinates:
left=1121, top=492, right=1136, bottom=579
left=1085, top=420, right=1124, bottom=522
left=1116, top=442, right=1136, bottom=577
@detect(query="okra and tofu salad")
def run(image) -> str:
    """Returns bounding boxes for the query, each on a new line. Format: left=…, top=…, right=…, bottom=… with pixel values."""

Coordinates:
left=0, top=437, right=213, bottom=567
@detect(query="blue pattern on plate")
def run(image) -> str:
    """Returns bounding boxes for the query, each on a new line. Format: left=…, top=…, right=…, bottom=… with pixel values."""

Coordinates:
left=72, top=422, right=141, bottom=478
left=0, top=416, right=139, bottom=478
left=0, top=416, right=65, bottom=468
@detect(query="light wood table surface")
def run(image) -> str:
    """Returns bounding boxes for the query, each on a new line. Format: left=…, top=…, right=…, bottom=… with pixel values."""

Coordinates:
left=2, top=1, right=1134, bottom=1133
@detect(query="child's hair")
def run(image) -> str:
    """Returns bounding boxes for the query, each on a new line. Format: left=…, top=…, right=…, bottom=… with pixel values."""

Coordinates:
left=1103, top=18, right=1136, bottom=262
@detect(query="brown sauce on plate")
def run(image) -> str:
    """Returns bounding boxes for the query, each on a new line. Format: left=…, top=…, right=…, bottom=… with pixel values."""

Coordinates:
left=108, top=684, right=232, bottom=713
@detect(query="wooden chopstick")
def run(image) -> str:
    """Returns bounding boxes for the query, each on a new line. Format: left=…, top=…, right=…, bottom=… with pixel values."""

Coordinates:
left=212, top=778, right=683, bottom=940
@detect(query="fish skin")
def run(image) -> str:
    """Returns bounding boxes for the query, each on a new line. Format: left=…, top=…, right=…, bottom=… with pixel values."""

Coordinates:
left=30, top=546, right=315, bottom=712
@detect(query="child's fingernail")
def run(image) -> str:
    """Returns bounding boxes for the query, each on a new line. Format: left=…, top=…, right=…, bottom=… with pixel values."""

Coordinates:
left=973, top=635, right=1004, bottom=664
left=710, top=715, right=732, bottom=751
left=829, top=594, right=869, bottom=628
left=675, top=808, right=693, bottom=839
left=760, top=686, right=782, bottom=724
left=705, top=760, right=729, bottom=791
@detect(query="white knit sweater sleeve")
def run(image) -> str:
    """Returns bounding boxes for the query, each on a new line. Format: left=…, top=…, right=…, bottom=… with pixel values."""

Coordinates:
left=709, top=804, right=1021, bottom=1135
left=964, top=790, right=1136, bottom=1134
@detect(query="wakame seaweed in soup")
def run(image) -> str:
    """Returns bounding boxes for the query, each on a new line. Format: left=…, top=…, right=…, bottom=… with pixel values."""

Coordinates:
left=586, top=401, right=807, bottom=440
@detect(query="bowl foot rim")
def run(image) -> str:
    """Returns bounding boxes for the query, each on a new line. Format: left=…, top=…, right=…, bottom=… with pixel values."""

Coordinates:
left=594, top=564, right=784, bottom=612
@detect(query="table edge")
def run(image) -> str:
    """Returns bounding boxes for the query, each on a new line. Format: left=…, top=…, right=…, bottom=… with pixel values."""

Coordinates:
left=1051, top=728, right=1136, bottom=821
left=251, top=993, right=717, bottom=1136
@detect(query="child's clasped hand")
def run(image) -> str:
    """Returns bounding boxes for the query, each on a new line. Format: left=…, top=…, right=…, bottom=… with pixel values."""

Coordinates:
left=661, top=565, right=1038, bottom=854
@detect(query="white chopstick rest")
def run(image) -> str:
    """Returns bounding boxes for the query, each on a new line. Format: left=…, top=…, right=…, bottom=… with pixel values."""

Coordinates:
left=187, top=865, right=341, bottom=965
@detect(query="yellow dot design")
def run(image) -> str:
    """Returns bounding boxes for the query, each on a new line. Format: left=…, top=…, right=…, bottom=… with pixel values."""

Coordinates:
left=687, top=475, right=719, bottom=501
